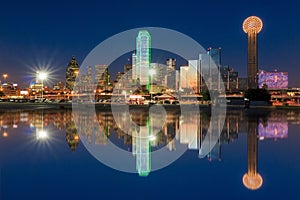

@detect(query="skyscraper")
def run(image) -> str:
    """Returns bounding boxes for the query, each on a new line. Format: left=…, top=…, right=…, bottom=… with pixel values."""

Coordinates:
left=66, top=56, right=79, bottom=91
left=165, top=70, right=179, bottom=91
left=188, top=60, right=200, bottom=93
left=132, top=52, right=137, bottom=83
left=136, top=30, right=151, bottom=89
left=243, top=16, right=263, bottom=89
left=180, top=66, right=189, bottom=89
left=150, top=63, right=166, bottom=85
left=166, top=58, right=176, bottom=75
left=199, top=53, right=210, bottom=91
left=95, top=65, right=110, bottom=90
left=207, top=48, right=221, bottom=91
left=124, top=64, right=132, bottom=79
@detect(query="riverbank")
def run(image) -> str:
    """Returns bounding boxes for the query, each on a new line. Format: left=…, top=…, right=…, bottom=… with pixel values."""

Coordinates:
left=0, top=102, right=300, bottom=110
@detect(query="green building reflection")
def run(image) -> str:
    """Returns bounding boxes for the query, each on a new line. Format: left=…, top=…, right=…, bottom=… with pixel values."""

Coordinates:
left=130, top=109, right=153, bottom=176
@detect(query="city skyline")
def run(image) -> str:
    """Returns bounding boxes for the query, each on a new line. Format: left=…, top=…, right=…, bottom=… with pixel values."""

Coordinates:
left=1, top=1, right=300, bottom=198
left=0, top=1, right=300, bottom=87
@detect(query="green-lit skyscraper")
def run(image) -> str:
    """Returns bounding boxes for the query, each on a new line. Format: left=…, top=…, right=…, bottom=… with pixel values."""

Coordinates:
left=136, top=30, right=151, bottom=90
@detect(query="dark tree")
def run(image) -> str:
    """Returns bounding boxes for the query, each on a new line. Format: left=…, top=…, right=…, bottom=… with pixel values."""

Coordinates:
left=244, top=88, right=271, bottom=102
left=201, top=90, right=219, bottom=101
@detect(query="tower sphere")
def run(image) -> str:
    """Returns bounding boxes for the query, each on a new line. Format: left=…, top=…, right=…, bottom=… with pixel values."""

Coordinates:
left=243, top=16, right=263, bottom=34
left=243, top=173, right=263, bottom=190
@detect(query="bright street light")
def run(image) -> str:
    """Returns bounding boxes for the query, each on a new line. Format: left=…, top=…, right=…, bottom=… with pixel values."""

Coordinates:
left=36, top=129, right=48, bottom=140
left=2, top=74, right=8, bottom=82
left=38, top=72, right=47, bottom=81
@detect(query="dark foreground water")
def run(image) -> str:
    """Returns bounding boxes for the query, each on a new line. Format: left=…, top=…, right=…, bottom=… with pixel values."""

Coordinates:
left=0, top=107, right=299, bottom=200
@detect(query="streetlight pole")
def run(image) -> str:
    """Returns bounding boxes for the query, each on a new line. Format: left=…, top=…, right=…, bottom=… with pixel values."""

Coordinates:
left=37, top=71, right=47, bottom=101
left=41, top=78, right=44, bottom=100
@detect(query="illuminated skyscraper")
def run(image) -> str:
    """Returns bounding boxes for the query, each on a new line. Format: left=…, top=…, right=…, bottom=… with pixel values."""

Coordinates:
left=166, top=58, right=176, bottom=75
left=188, top=60, right=200, bottom=93
left=165, top=70, right=179, bottom=91
left=136, top=121, right=151, bottom=177
left=132, top=52, right=137, bottom=83
left=95, top=65, right=110, bottom=90
left=66, top=56, right=79, bottom=91
left=136, top=30, right=151, bottom=89
left=180, top=66, right=189, bottom=89
left=150, top=63, right=166, bottom=85
left=124, top=64, right=132, bottom=81
left=243, top=16, right=263, bottom=89
left=131, top=110, right=151, bottom=176
left=243, top=115, right=263, bottom=190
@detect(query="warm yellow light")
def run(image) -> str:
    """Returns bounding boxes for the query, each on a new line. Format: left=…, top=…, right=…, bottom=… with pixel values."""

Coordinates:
left=3, top=74, right=8, bottom=79
left=3, top=131, right=8, bottom=137
left=74, top=135, right=79, bottom=140
left=243, top=16, right=263, bottom=34
left=243, top=173, right=263, bottom=190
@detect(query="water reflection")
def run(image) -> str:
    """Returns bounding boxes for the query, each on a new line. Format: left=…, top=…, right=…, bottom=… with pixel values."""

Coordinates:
left=0, top=108, right=299, bottom=187
left=243, top=112, right=263, bottom=190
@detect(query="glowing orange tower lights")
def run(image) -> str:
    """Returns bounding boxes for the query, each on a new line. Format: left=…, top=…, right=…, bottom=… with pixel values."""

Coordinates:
left=243, top=16, right=263, bottom=89
left=243, top=116, right=263, bottom=190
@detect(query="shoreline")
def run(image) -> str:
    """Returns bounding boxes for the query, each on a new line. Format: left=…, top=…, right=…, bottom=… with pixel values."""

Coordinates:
left=0, top=102, right=300, bottom=110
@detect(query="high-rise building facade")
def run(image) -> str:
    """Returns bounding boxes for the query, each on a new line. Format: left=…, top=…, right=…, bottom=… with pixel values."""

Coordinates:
left=166, top=58, right=176, bottom=75
left=66, top=56, right=79, bottom=91
left=220, top=66, right=239, bottom=91
left=132, top=52, right=137, bottom=83
left=150, top=63, right=166, bottom=85
left=207, top=48, right=221, bottom=91
left=180, top=66, right=189, bottom=89
left=188, top=60, right=200, bottom=93
left=95, top=64, right=110, bottom=90
left=199, top=53, right=210, bottom=91
left=165, top=70, right=179, bottom=91
left=124, top=64, right=132, bottom=81
left=95, top=65, right=107, bottom=83
left=136, top=30, right=151, bottom=88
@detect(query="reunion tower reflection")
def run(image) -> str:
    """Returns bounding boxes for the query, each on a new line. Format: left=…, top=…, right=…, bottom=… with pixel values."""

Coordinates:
left=243, top=113, right=263, bottom=190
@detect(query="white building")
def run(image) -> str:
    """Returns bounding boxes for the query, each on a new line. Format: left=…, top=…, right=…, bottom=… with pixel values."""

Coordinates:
left=136, top=30, right=151, bottom=86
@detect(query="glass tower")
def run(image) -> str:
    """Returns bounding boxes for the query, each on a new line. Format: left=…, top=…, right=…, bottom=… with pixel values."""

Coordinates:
left=136, top=30, right=151, bottom=89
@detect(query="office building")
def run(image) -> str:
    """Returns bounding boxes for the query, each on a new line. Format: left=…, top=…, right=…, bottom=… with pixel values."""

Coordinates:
left=66, top=56, right=79, bottom=91
left=136, top=30, right=151, bottom=88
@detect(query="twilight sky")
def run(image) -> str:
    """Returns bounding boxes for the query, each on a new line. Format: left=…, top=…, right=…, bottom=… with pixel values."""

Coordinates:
left=0, top=0, right=300, bottom=87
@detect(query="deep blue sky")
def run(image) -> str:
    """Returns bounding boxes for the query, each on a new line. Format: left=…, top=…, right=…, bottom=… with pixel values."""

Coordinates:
left=0, top=0, right=300, bottom=87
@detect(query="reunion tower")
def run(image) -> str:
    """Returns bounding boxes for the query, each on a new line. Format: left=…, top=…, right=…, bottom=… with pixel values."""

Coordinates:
left=243, top=16, right=263, bottom=89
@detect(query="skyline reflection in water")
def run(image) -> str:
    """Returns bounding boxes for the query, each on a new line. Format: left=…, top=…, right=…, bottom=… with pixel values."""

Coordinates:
left=0, top=108, right=300, bottom=198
